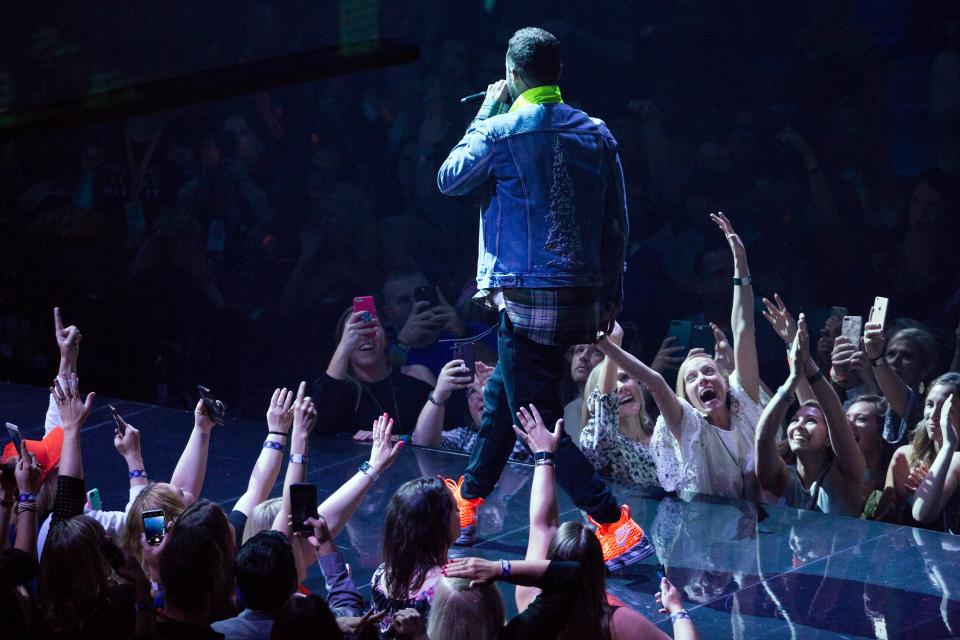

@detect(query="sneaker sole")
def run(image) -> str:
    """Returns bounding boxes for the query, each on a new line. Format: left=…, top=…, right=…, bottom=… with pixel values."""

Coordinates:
left=455, top=525, right=477, bottom=547
left=604, top=536, right=654, bottom=572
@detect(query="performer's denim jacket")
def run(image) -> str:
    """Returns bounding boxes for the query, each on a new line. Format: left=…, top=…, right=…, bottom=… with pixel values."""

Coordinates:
left=437, top=102, right=629, bottom=314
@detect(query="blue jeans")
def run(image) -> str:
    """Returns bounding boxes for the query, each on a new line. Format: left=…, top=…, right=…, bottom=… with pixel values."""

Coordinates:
left=461, top=311, right=621, bottom=524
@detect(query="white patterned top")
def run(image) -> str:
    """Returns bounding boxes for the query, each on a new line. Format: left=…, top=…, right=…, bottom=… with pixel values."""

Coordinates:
left=579, top=388, right=660, bottom=487
left=651, top=372, right=768, bottom=501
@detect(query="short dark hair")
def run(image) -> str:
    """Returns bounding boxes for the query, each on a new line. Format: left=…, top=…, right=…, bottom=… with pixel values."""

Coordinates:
left=236, top=531, right=298, bottom=613
left=159, top=524, right=224, bottom=614
left=271, top=594, right=343, bottom=640
left=507, top=28, right=561, bottom=87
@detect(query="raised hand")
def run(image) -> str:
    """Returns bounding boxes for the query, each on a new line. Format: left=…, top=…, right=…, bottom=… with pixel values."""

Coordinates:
left=788, top=317, right=809, bottom=379
left=367, top=413, right=404, bottom=473
left=292, top=381, right=317, bottom=436
left=442, top=556, right=502, bottom=587
left=831, top=336, right=857, bottom=378
left=338, top=311, right=380, bottom=354
left=655, top=577, right=685, bottom=615
left=193, top=399, right=216, bottom=433
left=863, top=321, right=886, bottom=360
left=762, top=294, right=797, bottom=345
left=53, top=307, right=82, bottom=362
left=513, top=404, right=563, bottom=454
left=390, top=608, right=428, bottom=640
left=940, top=394, right=958, bottom=450
left=52, top=373, right=95, bottom=431
left=113, top=422, right=142, bottom=461
left=433, top=360, right=473, bottom=404
left=474, top=361, right=496, bottom=390
left=710, top=211, right=746, bottom=261
left=337, top=609, right=387, bottom=637
left=710, top=322, right=735, bottom=374
left=398, top=301, right=445, bottom=348
left=650, top=336, right=686, bottom=373
left=15, top=451, right=42, bottom=495
left=266, top=387, right=296, bottom=435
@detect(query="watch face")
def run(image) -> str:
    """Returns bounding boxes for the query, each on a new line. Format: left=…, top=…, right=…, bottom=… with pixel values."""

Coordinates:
left=359, top=461, right=371, bottom=472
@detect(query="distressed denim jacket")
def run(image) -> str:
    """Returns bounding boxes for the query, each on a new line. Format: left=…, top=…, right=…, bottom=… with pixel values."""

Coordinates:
left=437, top=102, right=629, bottom=315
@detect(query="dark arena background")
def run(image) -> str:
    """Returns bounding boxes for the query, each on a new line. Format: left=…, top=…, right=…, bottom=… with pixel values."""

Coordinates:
left=2, top=2, right=960, bottom=639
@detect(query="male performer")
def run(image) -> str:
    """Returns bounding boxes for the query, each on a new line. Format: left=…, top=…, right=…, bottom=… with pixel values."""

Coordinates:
left=437, top=27, right=650, bottom=569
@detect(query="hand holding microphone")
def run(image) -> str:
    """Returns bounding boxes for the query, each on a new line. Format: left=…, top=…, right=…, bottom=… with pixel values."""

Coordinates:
left=462, top=79, right=510, bottom=106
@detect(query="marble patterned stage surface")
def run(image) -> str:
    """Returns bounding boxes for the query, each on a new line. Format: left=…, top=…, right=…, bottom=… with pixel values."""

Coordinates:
left=3, top=380, right=958, bottom=639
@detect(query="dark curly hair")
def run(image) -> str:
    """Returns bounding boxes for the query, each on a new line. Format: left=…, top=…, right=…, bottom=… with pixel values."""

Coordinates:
left=507, top=27, right=562, bottom=87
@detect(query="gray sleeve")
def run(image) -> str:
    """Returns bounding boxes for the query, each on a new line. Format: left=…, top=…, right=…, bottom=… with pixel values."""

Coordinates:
left=317, top=550, right=364, bottom=617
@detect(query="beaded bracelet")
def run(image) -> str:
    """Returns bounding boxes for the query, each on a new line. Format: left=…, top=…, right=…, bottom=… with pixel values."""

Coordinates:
left=128, top=470, right=148, bottom=480
left=17, top=493, right=36, bottom=503
left=263, top=440, right=284, bottom=451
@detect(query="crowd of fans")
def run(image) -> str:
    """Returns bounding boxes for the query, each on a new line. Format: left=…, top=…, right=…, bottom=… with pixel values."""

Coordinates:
left=3, top=2, right=960, bottom=639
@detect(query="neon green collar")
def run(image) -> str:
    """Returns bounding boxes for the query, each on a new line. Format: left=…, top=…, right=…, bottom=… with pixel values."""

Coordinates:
left=509, top=85, right=563, bottom=113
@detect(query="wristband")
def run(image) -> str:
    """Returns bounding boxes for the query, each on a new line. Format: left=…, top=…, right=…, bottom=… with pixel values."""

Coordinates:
left=500, top=559, right=511, bottom=577
left=670, top=609, right=691, bottom=624
left=268, top=431, right=288, bottom=437
left=535, top=459, right=555, bottom=467
left=394, top=340, right=411, bottom=353
left=870, top=356, right=885, bottom=367
left=128, top=469, right=148, bottom=480
left=289, top=453, right=308, bottom=464
left=17, top=493, right=37, bottom=503
left=427, top=392, right=444, bottom=407
left=534, top=451, right=556, bottom=463
left=732, top=275, right=752, bottom=286
left=358, top=460, right=380, bottom=481
left=263, top=440, right=284, bottom=451
left=775, top=387, right=794, bottom=404
left=806, top=369, right=824, bottom=385
left=150, top=581, right=162, bottom=593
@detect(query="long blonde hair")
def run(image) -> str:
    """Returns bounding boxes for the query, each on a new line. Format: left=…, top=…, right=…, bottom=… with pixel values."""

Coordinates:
left=580, top=363, right=653, bottom=439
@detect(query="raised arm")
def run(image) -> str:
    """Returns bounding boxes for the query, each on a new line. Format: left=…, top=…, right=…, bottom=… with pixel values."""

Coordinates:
left=711, top=212, right=760, bottom=401
left=53, top=374, right=94, bottom=480
left=233, top=386, right=296, bottom=516
left=798, top=314, right=865, bottom=483
left=412, top=360, right=472, bottom=447
left=511, top=404, right=563, bottom=613
left=864, top=320, right=910, bottom=418
left=913, top=394, right=959, bottom=524
left=316, top=413, right=404, bottom=539
left=761, top=294, right=815, bottom=403
left=273, top=386, right=317, bottom=534
left=14, top=451, right=42, bottom=558
left=54, top=307, right=81, bottom=379
left=755, top=333, right=804, bottom=496
left=326, top=312, right=379, bottom=381
left=168, top=398, right=217, bottom=505
left=436, top=81, right=505, bottom=196
left=596, top=334, right=683, bottom=436
left=113, top=419, right=149, bottom=490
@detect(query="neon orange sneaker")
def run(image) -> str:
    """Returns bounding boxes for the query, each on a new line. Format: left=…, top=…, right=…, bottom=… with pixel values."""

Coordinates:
left=589, top=504, right=654, bottom=572
left=442, top=475, right=485, bottom=546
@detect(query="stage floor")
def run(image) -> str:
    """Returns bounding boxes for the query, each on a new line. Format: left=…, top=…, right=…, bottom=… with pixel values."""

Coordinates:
left=4, top=380, right=959, bottom=639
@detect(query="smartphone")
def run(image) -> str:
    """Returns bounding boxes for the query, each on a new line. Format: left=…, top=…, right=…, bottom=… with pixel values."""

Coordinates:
left=197, top=385, right=225, bottom=426
left=690, top=323, right=715, bottom=353
left=869, top=296, right=889, bottom=330
left=414, top=286, right=441, bottom=308
left=290, top=483, right=318, bottom=534
left=666, top=320, right=693, bottom=351
left=656, top=562, right=667, bottom=583
left=451, top=342, right=476, bottom=377
left=4, top=423, right=23, bottom=459
left=143, top=509, right=166, bottom=546
left=86, top=488, right=102, bottom=511
left=841, top=316, right=862, bottom=345
left=107, top=404, right=126, bottom=436
left=353, top=296, right=377, bottom=323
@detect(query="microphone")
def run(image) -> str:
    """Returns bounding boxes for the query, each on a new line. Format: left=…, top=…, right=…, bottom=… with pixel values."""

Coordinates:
left=460, top=91, right=486, bottom=104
